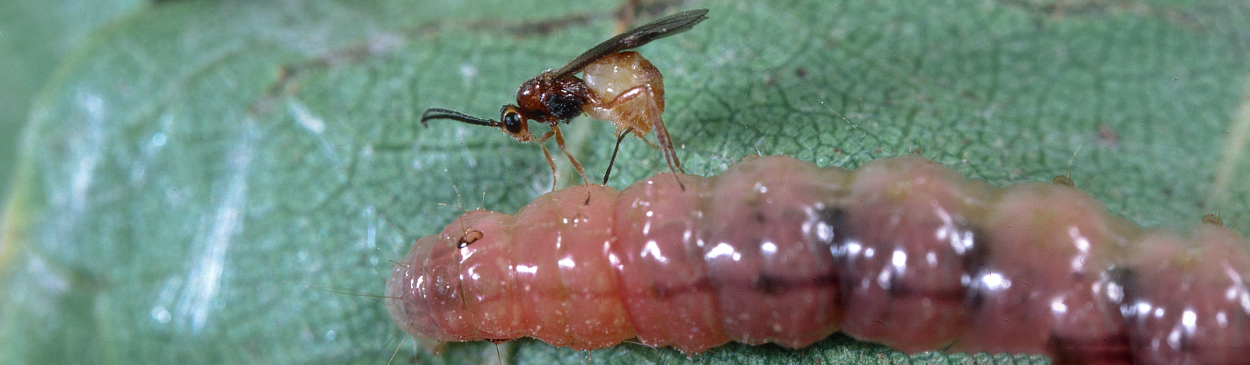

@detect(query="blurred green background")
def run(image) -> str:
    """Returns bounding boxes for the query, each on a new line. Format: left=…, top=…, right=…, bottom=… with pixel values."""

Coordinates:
left=0, top=0, right=146, bottom=224
left=2, top=0, right=1248, bottom=364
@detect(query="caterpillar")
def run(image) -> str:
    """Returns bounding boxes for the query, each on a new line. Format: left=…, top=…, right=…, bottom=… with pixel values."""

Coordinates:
left=385, top=155, right=1250, bottom=364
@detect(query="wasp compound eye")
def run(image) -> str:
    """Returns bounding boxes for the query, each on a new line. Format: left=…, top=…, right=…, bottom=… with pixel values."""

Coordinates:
left=502, top=111, right=523, bottom=134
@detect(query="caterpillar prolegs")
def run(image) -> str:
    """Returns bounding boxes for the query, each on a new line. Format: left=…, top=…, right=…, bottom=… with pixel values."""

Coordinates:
left=385, top=155, right=1250, bottom=364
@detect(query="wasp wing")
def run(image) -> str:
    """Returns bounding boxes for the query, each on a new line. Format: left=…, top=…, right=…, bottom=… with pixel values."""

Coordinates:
left=549, top=9, right=709, bottom=79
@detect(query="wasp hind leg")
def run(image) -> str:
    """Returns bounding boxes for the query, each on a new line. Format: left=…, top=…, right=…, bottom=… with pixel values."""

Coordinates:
left=597, top=85, right=685, bottom=189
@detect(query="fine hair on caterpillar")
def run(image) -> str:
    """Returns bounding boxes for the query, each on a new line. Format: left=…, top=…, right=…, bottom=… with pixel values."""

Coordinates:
left=386, top=154, right=1250, bottom=364
left=309, top=200, right=513, bottom=365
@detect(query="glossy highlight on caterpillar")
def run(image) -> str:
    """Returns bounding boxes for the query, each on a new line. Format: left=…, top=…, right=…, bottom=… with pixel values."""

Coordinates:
left=386, top=155, right=1250, bottom=364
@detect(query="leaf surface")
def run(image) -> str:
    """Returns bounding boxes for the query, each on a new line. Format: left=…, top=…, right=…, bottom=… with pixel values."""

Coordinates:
left=0, top=0, right=144, bottom=211
left=3, top=0, right=1250, bottom=364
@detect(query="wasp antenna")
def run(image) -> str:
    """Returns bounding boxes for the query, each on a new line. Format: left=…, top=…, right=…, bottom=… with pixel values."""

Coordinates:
left=420, top=108, right=499, bottom=128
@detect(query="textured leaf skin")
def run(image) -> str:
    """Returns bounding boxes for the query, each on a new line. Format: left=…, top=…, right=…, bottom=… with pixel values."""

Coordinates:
left=0, top=0, right=144, bottom=220
left=2, top=0, right=1249, bottom=364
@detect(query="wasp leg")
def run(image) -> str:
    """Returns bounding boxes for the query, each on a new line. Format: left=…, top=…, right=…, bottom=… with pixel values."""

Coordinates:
left=602, top=127, right=633, bottom=184
left=551, top=124, right=592, bottom=186
left=598, top=85, right=685, bottom=175
left=536, top=130, right=560, bottom=191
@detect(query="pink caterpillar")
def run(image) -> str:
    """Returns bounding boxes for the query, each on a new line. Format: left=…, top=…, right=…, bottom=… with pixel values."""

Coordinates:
left=385, top=155, right=1250, bottom=364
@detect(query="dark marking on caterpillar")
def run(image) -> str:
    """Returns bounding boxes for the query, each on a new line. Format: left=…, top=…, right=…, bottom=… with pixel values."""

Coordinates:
left=1203, top=213, right=1225, bottom=227
left=457, top=229, right=483, bottom=248
left=1053, top=174, right=1075, bottom=188
left=386, top=155, right=1250, bottom=364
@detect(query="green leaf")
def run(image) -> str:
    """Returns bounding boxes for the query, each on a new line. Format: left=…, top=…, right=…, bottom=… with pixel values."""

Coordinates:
left=0, top=0, right=145, bottom=217
left=3, top=0, right=1249, bottom=364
